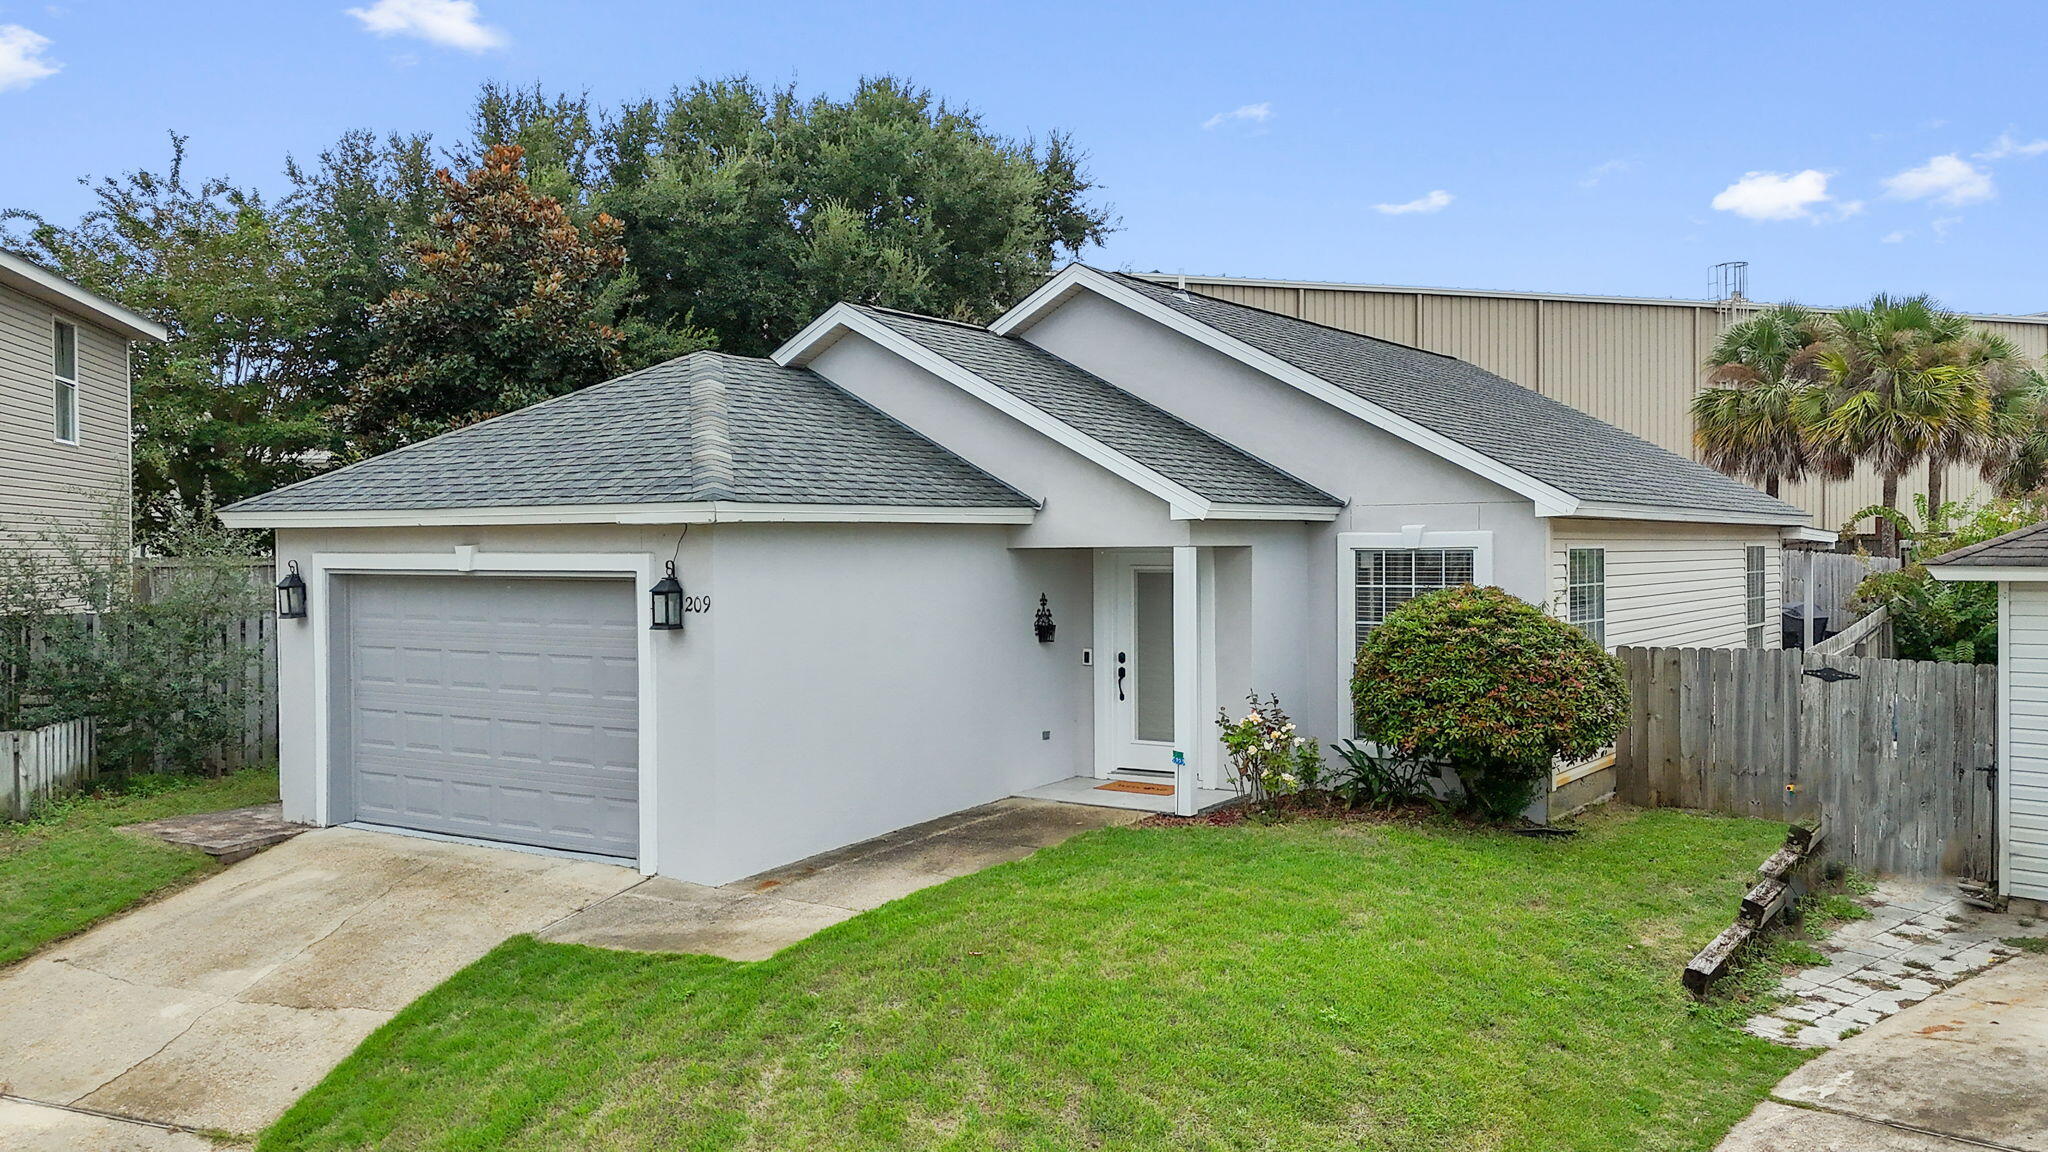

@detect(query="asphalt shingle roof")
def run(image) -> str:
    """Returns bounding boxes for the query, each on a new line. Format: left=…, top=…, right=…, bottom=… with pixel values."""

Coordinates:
left=1927, top=521, right=2048, bottom=568
left=858, top=306, right=1341, bottom=508
left=223, top=352, right=1035, bottom=514
left=1105, top=270, right=1808, bottom=521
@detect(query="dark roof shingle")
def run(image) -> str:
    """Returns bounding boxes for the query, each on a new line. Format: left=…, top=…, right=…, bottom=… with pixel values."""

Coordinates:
left=1928, top=521, right=2048, bottom=568
left=1105, top=270, right=1807, bottom=521
left=223, top=352, right=1034, bottom=514
left=859, top=306, right=1340, bottom=509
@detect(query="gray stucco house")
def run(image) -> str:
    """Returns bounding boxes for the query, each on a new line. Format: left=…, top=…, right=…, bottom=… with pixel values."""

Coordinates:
left=0, top=251, right=166, bottom=554
left=221, top=264, right=1817, bottom=885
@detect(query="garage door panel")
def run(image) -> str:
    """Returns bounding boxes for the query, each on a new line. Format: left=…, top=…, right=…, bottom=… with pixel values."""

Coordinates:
left=344, top=576, right=638, bottom=858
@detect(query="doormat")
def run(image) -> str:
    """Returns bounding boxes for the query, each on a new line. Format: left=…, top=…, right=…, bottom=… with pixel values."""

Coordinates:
left=1097, top=780, right=1175, bottom=796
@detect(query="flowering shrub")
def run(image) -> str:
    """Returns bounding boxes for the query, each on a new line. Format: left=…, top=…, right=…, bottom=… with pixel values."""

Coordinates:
left=1216, top=693, right=1323, bottom=805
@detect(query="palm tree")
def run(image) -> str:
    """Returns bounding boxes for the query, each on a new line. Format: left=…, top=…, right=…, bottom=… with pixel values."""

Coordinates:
left=1806, top=295, right=1984, bottom=557
left=1693, top=305, right=1836, bottom=498
left=1982, top=364, right=2048, bottom=498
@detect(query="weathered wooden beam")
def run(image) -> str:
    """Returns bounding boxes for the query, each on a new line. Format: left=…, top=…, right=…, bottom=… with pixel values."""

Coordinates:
left=1684, top=921, right=1756, bottom=996
left=1741, top=876, right=1789, bottom=925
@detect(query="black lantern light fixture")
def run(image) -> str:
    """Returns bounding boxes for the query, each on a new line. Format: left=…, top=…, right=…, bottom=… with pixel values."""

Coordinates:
left=275, top=560, right=308, bottom=620
left=1033, top=593, right=1056, bottom=643
left=650, top=561, right=685, bottom=630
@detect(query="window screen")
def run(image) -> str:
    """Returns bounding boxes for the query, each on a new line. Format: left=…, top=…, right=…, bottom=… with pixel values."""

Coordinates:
left=1567, top=547, right=1606, bottom=647
left=1354, top=548, right=1475, bottom=648
left=1746, top=546, right=1768, bottom=649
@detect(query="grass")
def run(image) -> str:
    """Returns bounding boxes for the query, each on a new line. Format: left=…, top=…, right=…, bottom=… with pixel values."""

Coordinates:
left=0, top=766, right=279, bottom=967
left=262, top=807, right=1813, bottom=1152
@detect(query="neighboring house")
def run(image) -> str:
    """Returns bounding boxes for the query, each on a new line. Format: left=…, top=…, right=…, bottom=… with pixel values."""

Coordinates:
left=1140, top=271, right=2048, bottom=531
left=1927, top=526, right=2048, bottom=904
left=0, top=251, right=166, bottom=555
left=220, top=264, right=1815, bottom=885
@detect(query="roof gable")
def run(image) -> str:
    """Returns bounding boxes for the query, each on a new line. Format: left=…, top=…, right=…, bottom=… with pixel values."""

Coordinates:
left=220, top=352, right=1034, bottom=520
left=992, top=265, right=1809, bottom=525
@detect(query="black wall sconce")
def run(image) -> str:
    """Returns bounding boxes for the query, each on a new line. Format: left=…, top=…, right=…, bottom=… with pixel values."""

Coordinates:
left=650, top=561, right=685, bottom=630
left=1034, top=594, right=1056, bottom=643
left=275, top=560, right=308, bottom=619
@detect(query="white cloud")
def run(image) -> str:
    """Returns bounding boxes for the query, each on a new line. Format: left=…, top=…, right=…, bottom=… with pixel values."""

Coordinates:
left=1882, top=154, right=1994, bottom=206
left=345, top=0, right=505, bottom=52
left=1201, top=102, right=1271, bottom=130
left=1710, top=170, right=1834, bottom=221
left=1881, top=230, right=1909, bottom=244
left=1977, top=132, right=2048, bottom=161
left=1579, top=158, right=1636, bottom=188
left=1373, top=189, right=1453, bottom=215
left=0, top=24, right=58, bottom=90
left=1932, top=216, right=1962, bottom=241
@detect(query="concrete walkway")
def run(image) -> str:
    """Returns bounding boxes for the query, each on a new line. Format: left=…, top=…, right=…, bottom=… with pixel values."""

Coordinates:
left=1719, top=950, right=2048, bottom=1150
left=0, top=827, right=640, bottom=1147
left=541, top=798, right=1142, bottom=957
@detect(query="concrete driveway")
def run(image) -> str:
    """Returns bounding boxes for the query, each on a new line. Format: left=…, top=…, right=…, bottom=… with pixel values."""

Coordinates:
left=0, top=826, right=639, bottom=1147
left=1719, top=950, right=2048, bottom=1151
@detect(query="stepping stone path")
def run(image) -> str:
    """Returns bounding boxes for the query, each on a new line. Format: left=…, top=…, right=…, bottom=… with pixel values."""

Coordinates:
left=120, top=803, right=308, bottom=864
left=1744, top=877, right=2048, bottom=1048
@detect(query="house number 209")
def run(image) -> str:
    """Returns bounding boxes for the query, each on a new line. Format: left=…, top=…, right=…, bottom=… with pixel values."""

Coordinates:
left=683, top=594, right=712, bottom=613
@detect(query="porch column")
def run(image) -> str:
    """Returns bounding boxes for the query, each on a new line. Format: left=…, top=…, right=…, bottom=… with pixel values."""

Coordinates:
left=1173, top=545, right=1199, bottom=816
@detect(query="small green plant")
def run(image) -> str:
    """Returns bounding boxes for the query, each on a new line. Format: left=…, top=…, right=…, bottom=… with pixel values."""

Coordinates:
left=1351, top=586, right=1629, bottom=820
left=2002, top=937, right=2048, bottom=955
left=1216, top=693, right=1323, bottom=806
left=1327, top=740, right=1444, bottom=810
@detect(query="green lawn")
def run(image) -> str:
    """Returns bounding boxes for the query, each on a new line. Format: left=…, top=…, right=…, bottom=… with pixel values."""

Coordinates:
left=0, top=767, right=280, bottom=967
left=263, top=808, right=1807, bottom=1152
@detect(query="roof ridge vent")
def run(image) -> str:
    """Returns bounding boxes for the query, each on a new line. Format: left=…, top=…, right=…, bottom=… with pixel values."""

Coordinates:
left=687, top=359, right=737, bottom=496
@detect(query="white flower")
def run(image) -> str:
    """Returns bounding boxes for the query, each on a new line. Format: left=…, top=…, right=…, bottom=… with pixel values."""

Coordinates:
left=1285, top=723, right=1296, bottom=732
left=1248, top=711, right=1262, bottom=722
left=1293, top=737, right=1305, bottom=746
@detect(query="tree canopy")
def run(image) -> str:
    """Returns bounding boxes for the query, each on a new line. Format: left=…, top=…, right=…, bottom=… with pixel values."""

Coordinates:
left=2, top=76, right=1115, bottom=535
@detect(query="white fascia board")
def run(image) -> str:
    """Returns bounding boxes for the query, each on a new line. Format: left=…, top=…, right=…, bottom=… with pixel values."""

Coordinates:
left=220, top=501, right=1038, bottom=530
left=1928, top=566, right=2048, bottom=583
left=1561, top=500, right=1810, bottom=527
left=992, top=266, right=1584, bottom=517
left=776, top=302, right=1212, bottom=519
left=1779, top=525, right=1839, bottom=544
left=1199, top=503, right=1343, bottom=521
left=0, top=251, right=167, bottom=342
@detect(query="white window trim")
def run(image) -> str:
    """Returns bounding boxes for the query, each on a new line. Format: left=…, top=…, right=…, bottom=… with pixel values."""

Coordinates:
left=52, top=318, right=80, bottom=446
left=298, top=549, right=665, bottom=876
left=1335, top=527, right=1493, bottom=739
left=1566, top=546, right=1606, bottom=648
left=1745, top=545, right=1769, bottom=649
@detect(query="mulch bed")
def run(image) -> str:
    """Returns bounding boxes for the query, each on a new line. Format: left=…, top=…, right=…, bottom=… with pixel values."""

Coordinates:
left=1135, top=794, right=1448, bottom=829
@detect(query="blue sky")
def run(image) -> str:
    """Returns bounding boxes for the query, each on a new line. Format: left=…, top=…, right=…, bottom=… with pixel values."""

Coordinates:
left=4, top=0, right=2045, bottom=314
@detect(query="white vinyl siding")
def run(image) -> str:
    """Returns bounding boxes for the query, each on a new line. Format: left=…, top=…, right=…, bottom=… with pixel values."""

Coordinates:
left=2004, top=585, right=2048, bottom=900
left=1547, top=521, right=1780, bottom=650
left=0, top=285, right=131, bottom=555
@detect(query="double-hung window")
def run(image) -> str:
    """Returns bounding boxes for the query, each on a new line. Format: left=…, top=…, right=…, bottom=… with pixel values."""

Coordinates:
left=1745, top=546, right=1768, bottom=648
left=52, top=320, right=79, bottom=445
left=1566, top=547, right=1606, bottom=647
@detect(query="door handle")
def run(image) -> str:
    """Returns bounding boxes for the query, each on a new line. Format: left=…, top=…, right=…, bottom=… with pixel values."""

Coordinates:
left=1116, top=652, right=1128, bottom=701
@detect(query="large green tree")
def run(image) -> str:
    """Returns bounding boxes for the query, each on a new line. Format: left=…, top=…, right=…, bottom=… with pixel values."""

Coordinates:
left=339, top=145, right=645, bottom=454
left=2, top=137, right=335, bottom=542
left=469, top=76, right=1117, bottom=355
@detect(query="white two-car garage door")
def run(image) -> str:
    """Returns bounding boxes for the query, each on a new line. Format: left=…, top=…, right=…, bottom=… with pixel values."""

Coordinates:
left=341, top=575, right=640, bottom=859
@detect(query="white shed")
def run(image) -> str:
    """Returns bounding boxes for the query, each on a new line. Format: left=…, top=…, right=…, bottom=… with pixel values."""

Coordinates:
left=1929, top=524, right=2048, bottom=903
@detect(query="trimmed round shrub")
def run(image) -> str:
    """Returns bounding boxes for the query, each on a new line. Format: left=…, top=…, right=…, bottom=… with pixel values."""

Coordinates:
left=1351, top=585, right=1629, bottom=819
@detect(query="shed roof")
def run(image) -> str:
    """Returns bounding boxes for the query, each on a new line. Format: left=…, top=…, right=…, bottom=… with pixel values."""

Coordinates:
left=1926, top=521, right=2048, bottom=570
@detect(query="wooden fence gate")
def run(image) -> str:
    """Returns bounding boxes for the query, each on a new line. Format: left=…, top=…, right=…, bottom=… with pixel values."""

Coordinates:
left=1614, top=646, right=1997, bottom=879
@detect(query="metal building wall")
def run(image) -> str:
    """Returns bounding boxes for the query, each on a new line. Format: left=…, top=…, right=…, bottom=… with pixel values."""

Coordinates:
left=1154, top=275, right=2048, bottom=533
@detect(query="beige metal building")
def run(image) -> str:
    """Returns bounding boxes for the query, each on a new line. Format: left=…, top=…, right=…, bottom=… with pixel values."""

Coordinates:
left=1136, top=272, right=2048, bottom=534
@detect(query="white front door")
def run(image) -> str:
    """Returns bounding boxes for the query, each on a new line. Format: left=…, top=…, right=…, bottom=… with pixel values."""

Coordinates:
left=1108, top=556, right=1177, bottom=776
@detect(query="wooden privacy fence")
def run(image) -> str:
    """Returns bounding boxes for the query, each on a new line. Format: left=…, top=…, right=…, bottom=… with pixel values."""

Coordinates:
left=1782, top=550, right=1900, bottom=629
left=2, top=718, right=95, bottom=819
left=1615, top=645, right=1997, bottom=879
